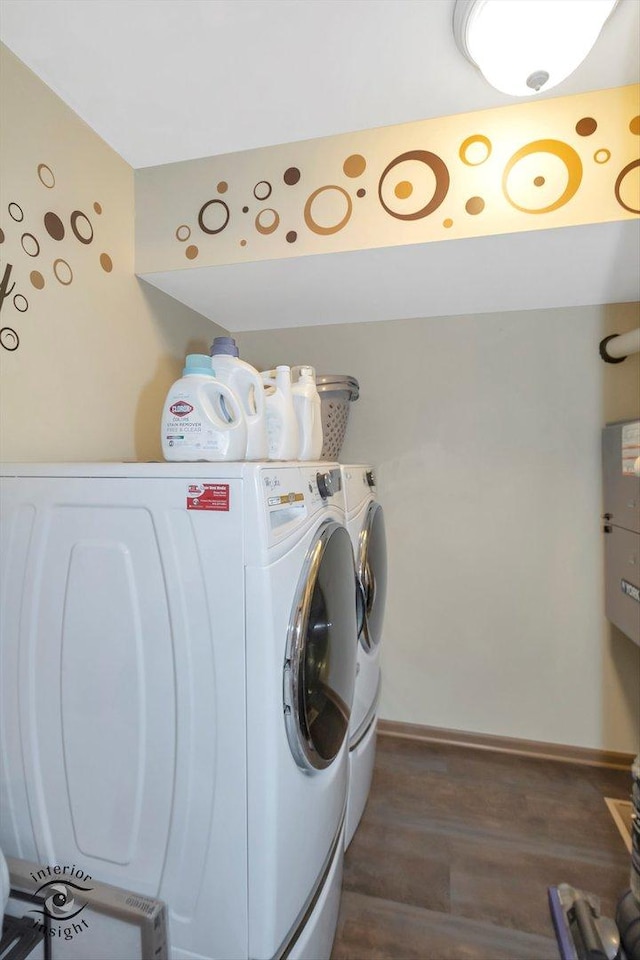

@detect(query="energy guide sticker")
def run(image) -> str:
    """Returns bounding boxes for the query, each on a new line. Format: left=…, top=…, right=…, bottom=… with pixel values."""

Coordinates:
left=187, top=483, right=230, bottom=511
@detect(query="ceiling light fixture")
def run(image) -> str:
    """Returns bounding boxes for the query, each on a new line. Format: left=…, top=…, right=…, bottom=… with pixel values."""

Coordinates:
left=453, top=0, right=619, bottom=97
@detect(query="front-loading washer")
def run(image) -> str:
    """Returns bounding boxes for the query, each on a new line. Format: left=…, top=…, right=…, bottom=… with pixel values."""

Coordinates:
left=0, top=461, right=358, bottom=960
left=340, top=464, right=387, bottom=849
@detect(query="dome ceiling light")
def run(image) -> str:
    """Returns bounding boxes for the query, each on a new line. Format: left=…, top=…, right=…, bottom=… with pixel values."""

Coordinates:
left=453, top=0, right=619, bottom=97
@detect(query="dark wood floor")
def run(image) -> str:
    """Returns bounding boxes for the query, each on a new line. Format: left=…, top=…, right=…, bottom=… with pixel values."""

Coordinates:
left=332, top=733, right=633, bottom=960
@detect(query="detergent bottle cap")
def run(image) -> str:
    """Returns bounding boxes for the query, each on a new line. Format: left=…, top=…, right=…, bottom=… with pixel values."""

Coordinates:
left=183, top=354, right=215, bottom=377
left=210, top=336, right=240, bottom=358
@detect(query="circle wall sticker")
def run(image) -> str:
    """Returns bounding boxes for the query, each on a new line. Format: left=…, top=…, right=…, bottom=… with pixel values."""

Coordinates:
left=378, top=150, right=450, bottom=220
left=502, top=139, right=582, bottom=214
left=304, top=186, right=352, bottom=236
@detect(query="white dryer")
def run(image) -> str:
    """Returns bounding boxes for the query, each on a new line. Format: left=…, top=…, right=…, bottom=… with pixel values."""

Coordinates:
left=0, top=461, right=358, bottom=960
left=340, top=465, right=387, bottom=849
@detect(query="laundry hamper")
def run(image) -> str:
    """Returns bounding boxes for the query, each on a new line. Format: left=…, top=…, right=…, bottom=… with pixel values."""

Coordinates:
left=316, top=375, right=359, bottom=461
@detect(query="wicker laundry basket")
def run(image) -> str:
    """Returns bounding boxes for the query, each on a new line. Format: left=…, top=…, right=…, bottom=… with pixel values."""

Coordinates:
left=316, top=375, right=359, bottom=461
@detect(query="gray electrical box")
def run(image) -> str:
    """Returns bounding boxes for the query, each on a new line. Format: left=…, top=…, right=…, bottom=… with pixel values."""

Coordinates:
left=602, top=420, right=640, bottom=646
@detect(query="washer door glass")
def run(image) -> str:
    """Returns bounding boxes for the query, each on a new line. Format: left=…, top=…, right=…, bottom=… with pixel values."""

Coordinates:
left=358, top=502, right=387, bottom=651
left=285, top=522, right=358, bottom=771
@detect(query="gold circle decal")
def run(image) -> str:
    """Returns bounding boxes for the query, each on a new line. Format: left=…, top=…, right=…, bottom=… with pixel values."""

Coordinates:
left=185, top=245, right=199, bottom=260
left=304, top=186, right=352, bottom=236
left=615, top=159, right=640, bottom=214
left=37, top=163, right=55, bottom=188
left=465, top=196, right=485, bottom=215
left=630, top=116, right=640, bottom=136
left=443, top=218, right=453, bottom=228
left=502, top=139, right=582, bottom=214
left=394, top=181, right=413, bottom=199
left=459, top=135, right=492, bottom=166
left=30, top=270, right=45, bottom=289
left=53, top=258, right=73, bottom=285
left=343, top=155, right=366, bottom=178
left=100, top=253, right=113, bottom=272
left=594, top=149, right=611, bottom=164
left=255, top=208, right=280, bottom=235
left=378, top=150, right=449, bottom=221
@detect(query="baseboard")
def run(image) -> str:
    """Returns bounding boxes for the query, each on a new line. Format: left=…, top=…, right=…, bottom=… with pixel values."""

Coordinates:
left=377, top=719, right=636, bottom=770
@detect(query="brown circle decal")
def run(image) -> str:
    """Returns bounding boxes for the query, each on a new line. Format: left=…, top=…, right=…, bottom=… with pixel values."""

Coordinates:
left=286, top=231, right=297, bottom=243
left=44, top=212, right=65, bottom=240
left=13, top=294, right=29, bottom=312
left=100, top=252, right=113, bottom=272
left=175, top=224, right=191, bottom=242
left=53, top=258, right=73, bottom=285
left=502, top=139, right=582, bottom=214
left=614, top=159, right=640, bottom=214
left=284, top=167, right=301, bottom=186
left=9, top=203, right=24, bottom=222
left=93, top=202, right=102, bottom=215
left=594, top=149, right=611, bottom=164
left=217, top=181, right=228, bottom=194
left=70, top=211, right=94, bottom=244
left=465, top=197, right=485, bottom=215
left=343, top=154, right=366, bottom=178
left=240, top=239, right=247, bottom=247
left=304, top=185, right=353, bottom=235
left=443, top=218, right=453, bottom=228
left=459, top=135, right=492, bottom=166
left=30, top=270, right=45, bottom=289
left=1, top=327, right=20, bottom=351
left=0, top=228, right=4, bottom=243
left=255, top=208, right=280, bottom=235
left=242, top=206, right=249, bottom=213
left=576, top=117, right=597, bottom=137
left=253, top=181, right=272, bottom=201
left=21, top=233, right=40, bottom=257
left=356, top=188, right=366, bottom=198
left=378, top=150, right=450, bottom=221
left=185, top=245, right=199, bottom=260
left=630, top=116, right=640, bottom=135
left=534, top=176, right=546, bottom=186
left=198, top=199, right=230, bottom=235
left=37, top=163, right=55, bottom=188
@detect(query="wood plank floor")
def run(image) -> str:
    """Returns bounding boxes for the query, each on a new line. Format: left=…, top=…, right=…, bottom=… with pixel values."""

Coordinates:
left=331, top=733, right=633, bottom=959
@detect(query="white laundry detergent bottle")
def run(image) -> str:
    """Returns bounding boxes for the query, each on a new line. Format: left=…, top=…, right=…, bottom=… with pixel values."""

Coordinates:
left=261, top=365, right=299, bottom=461
left=209, top=336, right=269, bottom=460
left=162, top=354, right=247, bottom=462
left=292, top=366, right=323, bottom=461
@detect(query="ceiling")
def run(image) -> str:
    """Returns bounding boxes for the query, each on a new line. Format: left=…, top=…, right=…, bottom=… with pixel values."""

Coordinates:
left=1, top=0, right=639, bottom=169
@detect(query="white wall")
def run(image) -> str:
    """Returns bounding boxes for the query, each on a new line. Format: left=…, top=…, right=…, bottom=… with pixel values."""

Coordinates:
left=0, top=45, right=221, bottom=463
left=240, top=302, right=640, bottom=754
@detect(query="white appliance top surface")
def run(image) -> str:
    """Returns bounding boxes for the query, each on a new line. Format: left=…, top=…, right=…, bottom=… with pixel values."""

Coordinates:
left=0, top=460, right=338, bottom=478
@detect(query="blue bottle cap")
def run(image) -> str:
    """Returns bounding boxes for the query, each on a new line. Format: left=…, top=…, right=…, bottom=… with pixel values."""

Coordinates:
left=183, top=354, right=215, bottom=377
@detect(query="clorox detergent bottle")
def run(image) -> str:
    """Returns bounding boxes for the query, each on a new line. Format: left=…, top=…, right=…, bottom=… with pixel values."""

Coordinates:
left=162, top=354, right=247, bottom=462
left=292, top=366, right=323, bottom=461
left=209, top=337, right=269, bottom=460
left=261, top=365, right=299, bottom=461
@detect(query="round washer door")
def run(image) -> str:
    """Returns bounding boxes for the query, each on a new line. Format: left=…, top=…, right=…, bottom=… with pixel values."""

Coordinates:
left=284, top=522, right=358, bottom=771
left=358, top=502, right=387, bottom=651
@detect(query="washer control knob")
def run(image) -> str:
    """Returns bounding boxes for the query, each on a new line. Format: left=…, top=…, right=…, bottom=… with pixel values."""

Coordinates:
left=366, top=470, right=375, bottom=488
left=316, top=471, right=333, bottom=500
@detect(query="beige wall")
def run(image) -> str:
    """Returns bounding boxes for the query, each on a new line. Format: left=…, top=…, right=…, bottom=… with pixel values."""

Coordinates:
left=0, top=45, right=223, bottom=462
left=240, top=302, right=640, bottom=753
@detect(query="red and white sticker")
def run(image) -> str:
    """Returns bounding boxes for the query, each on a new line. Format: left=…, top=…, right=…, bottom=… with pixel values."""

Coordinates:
left=186, top=483, right=230, bottom=511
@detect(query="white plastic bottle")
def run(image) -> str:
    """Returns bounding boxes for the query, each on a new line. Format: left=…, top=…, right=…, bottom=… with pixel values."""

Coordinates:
left=261, top=365, right=300, bottom=461
left=292, top=366, right=323, bottom=461
left=162, top=354, right=247, bottom=462
left=209, top=337, right=269, bottom=460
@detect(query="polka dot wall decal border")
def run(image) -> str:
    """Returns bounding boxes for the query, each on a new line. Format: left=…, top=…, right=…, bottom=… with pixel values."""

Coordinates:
left=502, top=139, right=582, bottom=214
left=37, top=164, right=56, bottom=188
left=304, top=185, right=353, bottom=235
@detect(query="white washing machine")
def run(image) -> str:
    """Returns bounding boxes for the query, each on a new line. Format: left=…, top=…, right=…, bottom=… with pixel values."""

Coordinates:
left=340, top=465, right=387, bottom=849
left=0, top=461, right=358, bottom=960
